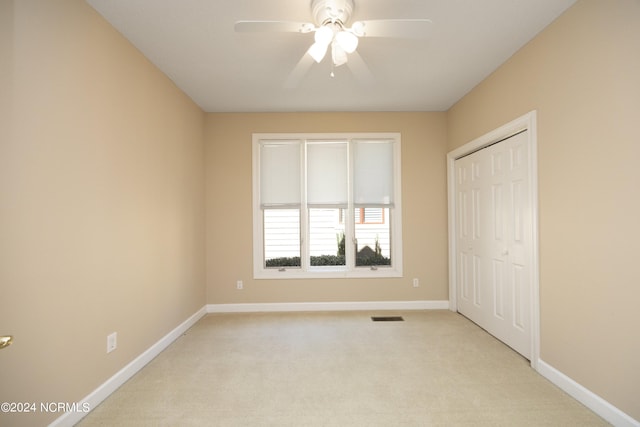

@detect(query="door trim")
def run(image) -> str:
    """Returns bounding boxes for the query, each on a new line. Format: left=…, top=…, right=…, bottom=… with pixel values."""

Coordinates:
left=447, top=110, right=540, bottom=369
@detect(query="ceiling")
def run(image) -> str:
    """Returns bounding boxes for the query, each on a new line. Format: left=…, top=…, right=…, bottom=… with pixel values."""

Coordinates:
left=86, top=0, right=576, bottom=113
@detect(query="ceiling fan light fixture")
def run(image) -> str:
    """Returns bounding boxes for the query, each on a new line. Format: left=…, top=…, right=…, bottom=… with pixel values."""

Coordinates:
left=314, top=25, right=334, bottom=45
left=308, top=41, right=329, bottom=63
left=331, top=41, right=348, bottom=67
left=335, top=30, right=358, bottom=53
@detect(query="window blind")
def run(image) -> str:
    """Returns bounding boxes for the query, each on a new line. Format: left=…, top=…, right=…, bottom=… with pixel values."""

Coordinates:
left=260, top=141, right=301, bottom=208
left=306, top=141, right=348, bottom=207
left=353, top=140, right=394, bottom=206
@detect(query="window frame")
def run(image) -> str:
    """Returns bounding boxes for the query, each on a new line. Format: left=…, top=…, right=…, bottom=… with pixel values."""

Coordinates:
left=252, top=133, right=403, bottom=279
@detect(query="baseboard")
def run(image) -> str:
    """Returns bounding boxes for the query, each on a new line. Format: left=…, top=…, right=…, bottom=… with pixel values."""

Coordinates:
left=537, top=359, right=639, bottom=427
left=49, top=306, right=208, bottom=427
left=207, top=300, right=449, bottom=313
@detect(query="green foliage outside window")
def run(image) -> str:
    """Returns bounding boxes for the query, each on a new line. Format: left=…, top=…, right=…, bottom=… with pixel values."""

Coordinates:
left=265, top=233, right=389, bottom=268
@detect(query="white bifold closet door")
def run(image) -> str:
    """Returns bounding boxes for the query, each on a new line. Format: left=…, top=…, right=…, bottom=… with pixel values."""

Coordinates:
left=455, top=130, right=531, bottom=359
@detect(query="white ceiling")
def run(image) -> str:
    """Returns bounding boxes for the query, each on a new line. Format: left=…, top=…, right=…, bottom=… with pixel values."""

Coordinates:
left=86, top=0, right=576, bottom=113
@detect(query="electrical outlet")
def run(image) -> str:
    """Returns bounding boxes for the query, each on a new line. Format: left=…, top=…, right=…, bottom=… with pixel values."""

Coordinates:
left=236, top=280, right=243, bottom=290
left=412, top=278, right=420, bottom=288
left=107, top=332, right=117, bottom=353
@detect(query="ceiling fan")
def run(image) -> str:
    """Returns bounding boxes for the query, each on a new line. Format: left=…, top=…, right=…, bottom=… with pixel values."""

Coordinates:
left=234, top=0, right=432, bottom=87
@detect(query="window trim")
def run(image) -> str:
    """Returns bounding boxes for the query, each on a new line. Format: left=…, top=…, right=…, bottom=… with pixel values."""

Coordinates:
left=252, top=132, right=403, bottom=279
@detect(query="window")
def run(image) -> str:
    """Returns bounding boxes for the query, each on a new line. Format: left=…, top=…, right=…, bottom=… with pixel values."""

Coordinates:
left=252, top=133, right=402, bottom=278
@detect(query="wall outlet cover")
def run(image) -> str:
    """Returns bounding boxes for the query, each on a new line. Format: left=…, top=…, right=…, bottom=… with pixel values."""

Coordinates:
left=107, top=332, right=117, bottom=353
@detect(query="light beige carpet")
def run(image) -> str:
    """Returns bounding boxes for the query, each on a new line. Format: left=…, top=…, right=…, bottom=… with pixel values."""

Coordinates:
left=78, top=310, right=608, bottom=426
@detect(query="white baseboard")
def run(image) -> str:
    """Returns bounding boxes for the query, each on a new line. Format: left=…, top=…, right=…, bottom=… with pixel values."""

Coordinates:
left=49, top=306, right=207, bottom=427
left=207, top=300, right=449, bottom=313
left=537, top=359, right=639, bottom=427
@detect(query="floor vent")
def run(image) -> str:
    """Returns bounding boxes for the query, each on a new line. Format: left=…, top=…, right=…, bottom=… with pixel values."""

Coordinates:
left=371, top=316, right=404, bottom=322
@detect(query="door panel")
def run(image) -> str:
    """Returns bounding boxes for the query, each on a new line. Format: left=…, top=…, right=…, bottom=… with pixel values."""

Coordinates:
left=456, top=154, right=485, bottom=324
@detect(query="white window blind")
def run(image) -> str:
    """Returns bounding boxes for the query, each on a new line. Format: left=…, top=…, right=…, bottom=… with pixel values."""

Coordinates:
left=260, top=141, right=301, bottom=207
left=306, top=142, right=348, bottom=208
left=353, top=139, right=394, bottom=207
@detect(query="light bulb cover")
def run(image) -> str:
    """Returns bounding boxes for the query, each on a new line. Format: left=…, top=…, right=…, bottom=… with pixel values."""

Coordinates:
left=314, top=25, right=334, bottom=45
left=308, top=42, right=329, bottom=63
left=335, top=30, right=358, bottom=53
left=331, top=41, right=348, bottom=67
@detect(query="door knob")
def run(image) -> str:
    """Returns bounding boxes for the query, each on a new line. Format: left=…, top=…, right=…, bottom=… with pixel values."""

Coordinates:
left=502, top=249, right=509, bottom=256
left=0, top=336, right=13, bottom=350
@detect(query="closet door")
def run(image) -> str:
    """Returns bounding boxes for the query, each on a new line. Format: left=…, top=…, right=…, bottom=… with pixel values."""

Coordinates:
left=455, top=131, right=531, bottom=359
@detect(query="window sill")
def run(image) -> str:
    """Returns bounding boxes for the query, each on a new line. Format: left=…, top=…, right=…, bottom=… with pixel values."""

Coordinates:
left=253, top=266, right=403, bottom=280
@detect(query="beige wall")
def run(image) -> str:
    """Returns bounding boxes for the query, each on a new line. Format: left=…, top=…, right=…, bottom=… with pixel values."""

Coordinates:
left=0, top=1, right=206, bottom=426
left=447, top=0, right=640, bottom=419
left=205, top=113, right=449, bottom=304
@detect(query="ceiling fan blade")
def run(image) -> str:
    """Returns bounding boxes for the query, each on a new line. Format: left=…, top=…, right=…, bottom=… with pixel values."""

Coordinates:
left=353, top=19, right=433, bottom=39
left=346, top=51, right=374, bottom=86
left=284, top=53, right=316, bottom=89
left=234, top=20, right=313, bottom=34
